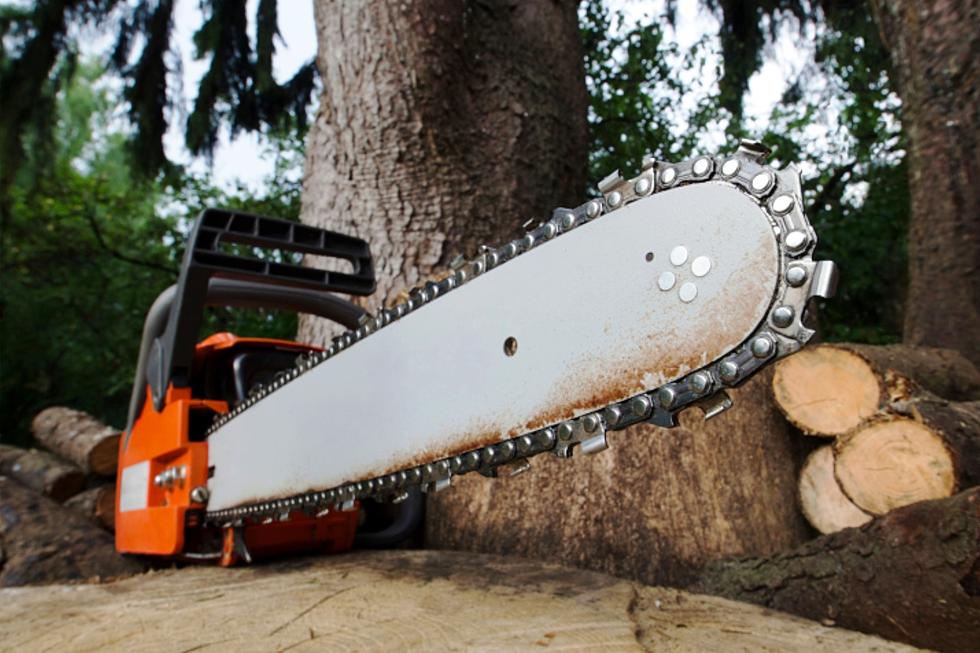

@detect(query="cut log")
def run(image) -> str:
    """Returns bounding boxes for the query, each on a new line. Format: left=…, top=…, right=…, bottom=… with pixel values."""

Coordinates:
left=772, top=343, right=980, bottom=436
left=694, top=488, right=980, bottom=653
left=799, top=445, right=872, bottom=533
left=0, top=476, right=144, bottom=586
left=64, top=484, right=116, bottom=531
left=31, top=406, right=121, bottom=476
left=0, top=444, right=85, bottom=502
left=835, top=401, right=980, bottom=515
left=426, top=369, right=812, bottom=587
left=0, top=549, right=922, bottom=652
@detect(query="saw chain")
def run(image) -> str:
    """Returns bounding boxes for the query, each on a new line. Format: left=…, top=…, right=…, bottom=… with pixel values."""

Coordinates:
left=203, top=140, right=838, bottom=527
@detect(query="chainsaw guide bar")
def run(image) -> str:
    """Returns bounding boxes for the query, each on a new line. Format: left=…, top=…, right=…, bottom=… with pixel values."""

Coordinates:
left=202, top=140, right=838, bottom=527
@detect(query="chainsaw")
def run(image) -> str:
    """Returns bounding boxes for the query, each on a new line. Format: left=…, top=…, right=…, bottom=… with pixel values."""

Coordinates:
left=115, top=140, right=838, bottom=565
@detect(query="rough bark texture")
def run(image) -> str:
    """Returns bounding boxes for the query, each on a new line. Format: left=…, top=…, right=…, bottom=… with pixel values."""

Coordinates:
left=30, top=406, right=121, bottom=476
left=0, top=445, right=84, bottom=502
left=298, top=0, right=588, bottom=338
left=694, top=488, right=980, bottom=653
left=869, top=0, right=980, bottom=367
left=799, top=445, right=872, bottom=534
left=64, top=484, right=116, bottom=531
left=905, top=398, right=980, bottom=489
left=772, top=343, right=980, bottom=436
left=0, top=477, right=144, bottom=587
left=427, top=370, right=813, bottom=587
left=0, top=549, right=923, bottom=652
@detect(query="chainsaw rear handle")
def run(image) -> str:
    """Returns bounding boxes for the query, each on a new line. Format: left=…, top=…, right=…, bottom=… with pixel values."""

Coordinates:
left=125, top=208, right=375, bottom=438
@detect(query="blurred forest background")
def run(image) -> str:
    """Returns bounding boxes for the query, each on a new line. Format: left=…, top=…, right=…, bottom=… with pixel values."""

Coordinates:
left=1, top=0, right=909, bottom=443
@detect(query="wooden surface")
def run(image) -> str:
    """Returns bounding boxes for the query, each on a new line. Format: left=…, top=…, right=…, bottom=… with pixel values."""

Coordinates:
left=798, top=445, right=871, bottom=533
left=0, top=445, right=84, bottom=502
left=771, top=344, right=980, bottom=437
left=31, top=406, right=121, bottom=476
left=64, top=483, right=116, bottom=531
left=0, top=549, right=923, bottom=653
left=696, top=487, right=980, bottom=653
left=835, top=415, right=956, bottom=515
left=427, top=370, right=812, bottom=587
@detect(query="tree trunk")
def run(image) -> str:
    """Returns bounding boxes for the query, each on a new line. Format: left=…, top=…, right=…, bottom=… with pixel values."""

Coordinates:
left=772, top=343, right=980, bottom=436
left=426, top=370, right=813, bottom=587
left=869, top=0, right=980, bottom=367
left=0, top=549, right=923, bottom=652
left=0, top=477, right=144, bottom=587
left=297, top=0, right=588, bottom=333
left=694, top=487, right=980, bottom=653
left=64, top=484, right=116, bottom=531
left=31, top=406, right=121, bottom=476
left=0, top=445, right=85, bottom=502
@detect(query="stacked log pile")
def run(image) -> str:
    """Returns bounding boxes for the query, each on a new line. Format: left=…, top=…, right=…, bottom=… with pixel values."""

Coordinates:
left=772, top=344, right=980, bottom=534
left=0, top=407, right=141, bottom=586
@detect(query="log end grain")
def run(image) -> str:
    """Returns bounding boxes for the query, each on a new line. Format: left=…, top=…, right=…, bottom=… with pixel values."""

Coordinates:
left=835, top=416, right=956, bottom=515
left=772, top=346, right=881, bottom=436
left=799, top=446, right=872, bottom=534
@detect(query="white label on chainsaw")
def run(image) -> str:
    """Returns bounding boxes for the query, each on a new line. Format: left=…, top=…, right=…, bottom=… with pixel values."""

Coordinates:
left=119, top=460, right=150, bottom=513
left=206, top=182, right=779, bottom=511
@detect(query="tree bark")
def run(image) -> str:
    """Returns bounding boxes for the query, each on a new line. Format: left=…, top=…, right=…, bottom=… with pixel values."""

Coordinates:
left=298, top=0, right=587, bottom=333
left=31, top=406, right=121, bottom=476
left=0, top=549, right=923, bottom=652
left=0, top=445, right=85, bottom=502
left=694, top=487, right=980, bottom=653
left=869, top=0, right=980, bottom=367
left=426, top=369, right=813, bottom=587
left=64, top=484, right=116, bottom=531
left=772, top=343, right=980, bottom=436
left=0, top=477, right=144, bottom=587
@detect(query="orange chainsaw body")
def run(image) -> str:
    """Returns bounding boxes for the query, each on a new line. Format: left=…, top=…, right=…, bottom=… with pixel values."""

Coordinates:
left=115, top=333, right=359, bottom=564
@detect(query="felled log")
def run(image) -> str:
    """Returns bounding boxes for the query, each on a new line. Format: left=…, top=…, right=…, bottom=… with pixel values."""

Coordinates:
left=0, top=444, right=85, bottom=502
left=694, top=487, right=980, bottom=653
left=0, top=476, right=144, bottom=586
left=772, top=344, right=980, bottom=436
left=427, top=370, right=812, bottom=587
left=64, top=484, right=116, bottom=531
left=0, top=549, right=922, bottom=652
left=835, top=400, right=980, bottom=515
left=798, top=445, right=871, bottom=534
left=31, top=406, right=121, bottom=476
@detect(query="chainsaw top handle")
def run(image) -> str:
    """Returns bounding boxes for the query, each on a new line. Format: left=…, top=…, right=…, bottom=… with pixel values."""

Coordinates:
left=124, top=208, right=375, bottom=439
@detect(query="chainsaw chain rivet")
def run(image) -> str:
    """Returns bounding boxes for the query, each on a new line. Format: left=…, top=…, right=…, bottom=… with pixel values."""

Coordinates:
left=772, top=305, right=795, bottom=328
left=751, top=335, right=775, bottom=358
left=690, top=372, right=710, bottom=394
left=721, top=158, right=740, bottom=177
left=719, top=361, right=740, bottom=384
left=630, top=395, right=652, bottom=417
left=786, top=265, right=808, bottom=287
left=692, top=157, right=712, bottom=177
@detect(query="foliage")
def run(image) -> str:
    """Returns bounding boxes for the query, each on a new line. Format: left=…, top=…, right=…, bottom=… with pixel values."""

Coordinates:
left=581, top=0, right=907, bottom=343
left=0, top=60, right=304, bottom=444
left=0, top=0, right=315, bottom=186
